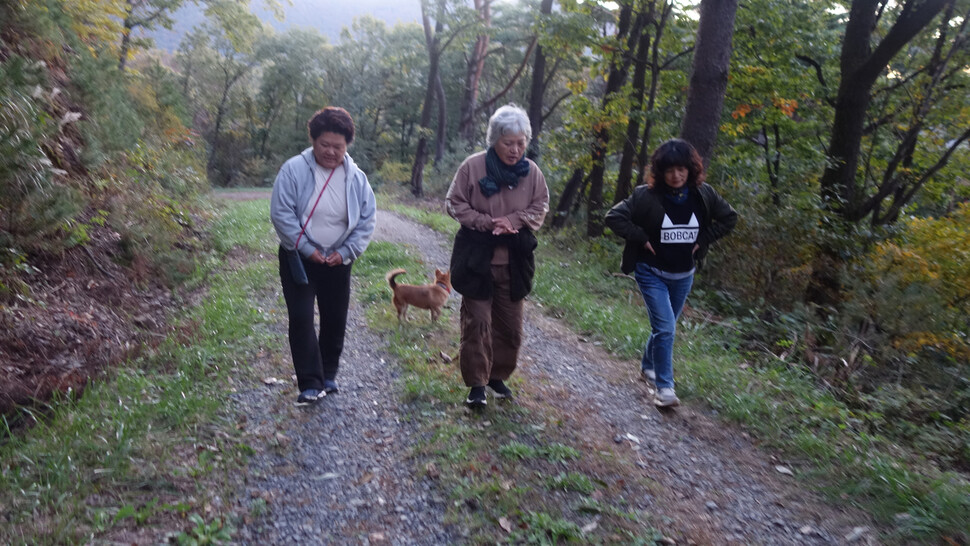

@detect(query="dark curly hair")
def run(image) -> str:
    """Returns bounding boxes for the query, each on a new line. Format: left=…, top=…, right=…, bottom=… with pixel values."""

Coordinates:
left=307, top=106, right=355, bottom=144
left=645, top=138, right=705, bottom=189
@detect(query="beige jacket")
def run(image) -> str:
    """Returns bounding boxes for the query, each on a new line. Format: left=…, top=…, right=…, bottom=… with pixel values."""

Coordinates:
left=445, top=151, right=550, bottom=233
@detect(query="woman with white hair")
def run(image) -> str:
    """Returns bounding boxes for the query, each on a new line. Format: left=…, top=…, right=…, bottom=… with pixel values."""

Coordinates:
left=446, top=104, right=550, bottom=408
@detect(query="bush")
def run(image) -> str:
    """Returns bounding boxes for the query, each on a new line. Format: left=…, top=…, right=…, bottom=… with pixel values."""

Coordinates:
left=70, top=51, right=144, bottom=166
left=0, top=50, right=95, bottom=268
left=0, top=55, right=58, bottom=236
left=851, top=204, right=970, bottom=373
left=372, top=160, right=411, bottom=189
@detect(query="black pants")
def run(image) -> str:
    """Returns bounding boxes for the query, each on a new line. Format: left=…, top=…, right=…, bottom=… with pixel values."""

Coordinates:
left=279, top=246, right=352, bottom=391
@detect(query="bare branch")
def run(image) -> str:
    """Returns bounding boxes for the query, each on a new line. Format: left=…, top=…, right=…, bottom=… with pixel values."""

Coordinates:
left=541, top=91, right=572, bottom=123
left=474, top=36, right=538, bottom=114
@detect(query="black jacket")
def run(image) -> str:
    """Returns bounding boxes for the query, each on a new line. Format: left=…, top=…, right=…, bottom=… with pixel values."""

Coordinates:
left=605, top=183, right=738, bottom=274
left=450, top=226, right=537, bottom=301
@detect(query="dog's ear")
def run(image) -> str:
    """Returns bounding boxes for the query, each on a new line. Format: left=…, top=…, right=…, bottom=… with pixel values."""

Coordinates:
left=435, top=268, right=442, bottom=275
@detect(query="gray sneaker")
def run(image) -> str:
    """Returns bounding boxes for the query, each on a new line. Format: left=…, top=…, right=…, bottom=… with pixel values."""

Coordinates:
left=654, top=387, right=679, bottom=407
left=642, top=368, right=656, bottom=382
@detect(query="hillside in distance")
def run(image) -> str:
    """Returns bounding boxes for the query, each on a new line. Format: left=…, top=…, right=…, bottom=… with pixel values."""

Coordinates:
left=148, top=0, right=423, bottom=51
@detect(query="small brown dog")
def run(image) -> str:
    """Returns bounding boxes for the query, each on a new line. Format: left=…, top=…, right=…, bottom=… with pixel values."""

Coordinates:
left=386, top=268, right=452, bottom=322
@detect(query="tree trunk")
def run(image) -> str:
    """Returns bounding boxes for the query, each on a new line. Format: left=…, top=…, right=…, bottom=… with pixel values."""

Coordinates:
left=679, top=0, right=738, bottom=163
left=434, top=71, right=447, bottom=165
left=615, top=2, right=657, bottom=204
left=119, top=14, right=134, bottom=72
left=552, top=168, right=585, bottom=229
left=820, top=0, right=951, bottom=222
left=586, top=3, right=645, bottom=237
left=808, top=0, right=951, bottom=308
left=527, top=0, right=555, bottom=160
left=457, top=0, right=492, bottom=146
left=208, top=71, right=234, bottom=174
left=637, top=3, right=673, bottom=180
left=409, top=1, right=444, bottom=197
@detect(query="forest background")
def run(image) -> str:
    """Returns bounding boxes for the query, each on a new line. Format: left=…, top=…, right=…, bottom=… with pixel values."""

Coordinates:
left=0, top=0, right=968, bottom=541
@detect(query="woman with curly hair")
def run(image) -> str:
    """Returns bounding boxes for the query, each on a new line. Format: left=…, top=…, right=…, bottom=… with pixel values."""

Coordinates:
left=606, top=139, right=737, bottom=407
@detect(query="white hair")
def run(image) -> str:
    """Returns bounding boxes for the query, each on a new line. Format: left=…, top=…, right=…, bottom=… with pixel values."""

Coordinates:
left=486, top=104, right=532, bottom=148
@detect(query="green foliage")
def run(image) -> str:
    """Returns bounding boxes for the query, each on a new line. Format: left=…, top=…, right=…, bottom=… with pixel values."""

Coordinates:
left=499, top=441, right=537, bottom=460
left=853, top=204, right=970, bottom=368
left=825, top=205, right=970, bottom=470
left=129, top=59, right=193, bottom=143
left=0, top=50, right=87, bottom=263
left=175, top=514, right=234, bottom=545
left=0, top=0, right=213, bottom=299
left=511, top=511, right=584, bottom=544
left=545, top=471, right=595, bottom=494
left=0, top=55, right=55, bottom=212
left=373, top=161, right=412, bottom=188
left=697, top=172, right=822, bottom=310
left=70, top=51, right=144, bottom=164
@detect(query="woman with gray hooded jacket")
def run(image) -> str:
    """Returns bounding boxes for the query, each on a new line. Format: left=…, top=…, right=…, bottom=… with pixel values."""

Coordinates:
left=270, top=106, right=376, bottom=405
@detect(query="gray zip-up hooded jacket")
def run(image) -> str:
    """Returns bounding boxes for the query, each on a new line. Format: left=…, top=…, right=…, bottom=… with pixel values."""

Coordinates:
left=270, top=148, right=376, bottom=264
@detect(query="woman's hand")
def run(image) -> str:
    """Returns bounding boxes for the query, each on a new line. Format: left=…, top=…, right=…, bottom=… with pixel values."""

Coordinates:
left=308, top=249, right=343, bottom=266
left=491, top=216, right=518, bottom=235
left=643, top=241, right=656, bottom=255
left=308, top=249, right=327, bottom=264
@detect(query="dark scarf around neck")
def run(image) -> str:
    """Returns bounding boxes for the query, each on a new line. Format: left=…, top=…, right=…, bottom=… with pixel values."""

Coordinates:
left=479, top=147, right=530, bottom=198
left=665, top=184, right=689, bottom=204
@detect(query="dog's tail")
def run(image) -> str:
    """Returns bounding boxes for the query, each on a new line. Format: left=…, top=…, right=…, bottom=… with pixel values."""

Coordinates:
left=386, top=268, right=407, bottom=288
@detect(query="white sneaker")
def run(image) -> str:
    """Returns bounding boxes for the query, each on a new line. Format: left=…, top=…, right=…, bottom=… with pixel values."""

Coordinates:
left=642, top=368, right=656, bottom=382
left=654, top=388, right=680, bottom=407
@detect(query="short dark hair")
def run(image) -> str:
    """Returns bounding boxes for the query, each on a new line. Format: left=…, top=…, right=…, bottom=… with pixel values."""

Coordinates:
left=646, top=138, right=706, bottom=189
left=307, top=106, right=355, bottom=144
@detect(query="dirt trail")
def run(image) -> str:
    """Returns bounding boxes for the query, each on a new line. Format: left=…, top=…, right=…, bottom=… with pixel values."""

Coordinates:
left=232, top=206, right=878, bottom=544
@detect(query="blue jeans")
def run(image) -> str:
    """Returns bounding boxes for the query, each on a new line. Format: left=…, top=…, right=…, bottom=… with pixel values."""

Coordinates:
left=634, top=263, right=693, bottom=390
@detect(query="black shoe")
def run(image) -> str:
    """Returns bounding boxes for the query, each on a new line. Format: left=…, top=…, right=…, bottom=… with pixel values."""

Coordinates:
left=323, top=379, right=339, bottom=394
left=296, top=388, right=323, bottom=405
left=465, top=386, right=487, bottom=408
left=487, top=379, right=513, bottom=399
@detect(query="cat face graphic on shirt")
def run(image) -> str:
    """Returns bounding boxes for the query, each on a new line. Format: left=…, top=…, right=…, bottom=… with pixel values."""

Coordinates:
left=660, top=213, right=698, bottom=244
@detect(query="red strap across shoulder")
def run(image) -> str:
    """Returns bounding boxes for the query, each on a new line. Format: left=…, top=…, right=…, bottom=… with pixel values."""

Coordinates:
left=294, top=166, right=337, bottom=251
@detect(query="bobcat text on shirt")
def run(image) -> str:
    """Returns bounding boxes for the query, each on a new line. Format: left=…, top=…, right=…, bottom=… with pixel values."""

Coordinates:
left=660, top=213, right=698, bottom=244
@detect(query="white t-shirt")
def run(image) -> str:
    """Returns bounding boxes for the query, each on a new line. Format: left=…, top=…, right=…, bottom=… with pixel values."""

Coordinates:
left=302, top=163, right=348, bottom=249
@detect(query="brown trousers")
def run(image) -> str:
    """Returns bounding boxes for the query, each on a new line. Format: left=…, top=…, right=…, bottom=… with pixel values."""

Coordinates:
left=459, top=264, right=524, bottom=387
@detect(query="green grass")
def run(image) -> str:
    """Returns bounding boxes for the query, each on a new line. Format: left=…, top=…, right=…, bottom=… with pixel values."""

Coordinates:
left=384, top=201, right=970, bottom=543
left=210, top=187, right=272, bottom=194
left=0, top=197, right=279, bottom=544
left=545, top=472, right=596, bottom=495
left=384, top=202, right=457, bottom=234
left=210, top=198, right=275, bottom=253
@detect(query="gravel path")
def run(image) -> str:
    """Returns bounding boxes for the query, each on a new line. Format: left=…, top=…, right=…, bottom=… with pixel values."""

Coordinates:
left=232, top=208, right=877, bottom=545
left=230, top=210, right=457, bottom=545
